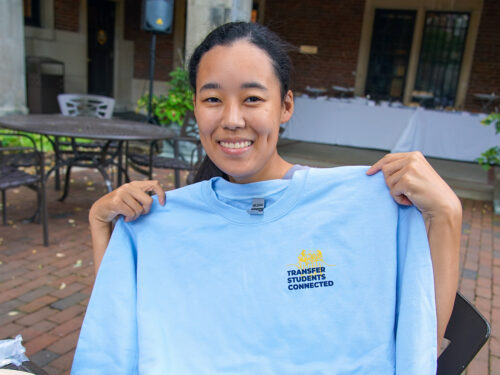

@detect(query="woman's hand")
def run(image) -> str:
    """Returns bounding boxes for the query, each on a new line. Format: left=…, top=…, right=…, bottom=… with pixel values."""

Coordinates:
left=366, top=151, right=461, bottom=218
left=367, top=151, right=462, bottom=353
left=89, top=180, right=166, bottom=275
left=89, top=180, right=166, bottom=225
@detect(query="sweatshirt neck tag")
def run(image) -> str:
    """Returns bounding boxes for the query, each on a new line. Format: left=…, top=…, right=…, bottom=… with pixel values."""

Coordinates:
left=247, top=198, right=265, bottom=215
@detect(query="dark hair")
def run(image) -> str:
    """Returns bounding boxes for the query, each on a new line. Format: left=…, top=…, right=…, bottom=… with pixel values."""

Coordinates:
left=189, top=22, right=293, bottom=183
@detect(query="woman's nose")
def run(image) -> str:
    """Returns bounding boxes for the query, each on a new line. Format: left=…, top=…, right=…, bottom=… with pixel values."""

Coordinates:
left=222, top=101, right=245, bottom=129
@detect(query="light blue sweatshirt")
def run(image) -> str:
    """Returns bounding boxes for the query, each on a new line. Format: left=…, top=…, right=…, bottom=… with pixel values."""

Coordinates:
left=72, top=166, right=436, bottom=374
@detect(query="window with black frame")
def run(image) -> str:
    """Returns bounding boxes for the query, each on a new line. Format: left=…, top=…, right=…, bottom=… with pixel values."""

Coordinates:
left=24, top=0, right=41, bottom=27
left=365, top=9, right=416, bottom=102
left=414, top=12, right=470, bottom=108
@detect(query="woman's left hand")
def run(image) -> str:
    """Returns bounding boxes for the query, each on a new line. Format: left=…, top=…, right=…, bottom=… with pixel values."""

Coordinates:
left=366, top=151, right=461, bottom=220
left=367, top=151, right=462, bottom=352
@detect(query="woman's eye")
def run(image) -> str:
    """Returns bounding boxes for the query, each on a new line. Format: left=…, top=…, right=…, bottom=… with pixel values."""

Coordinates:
left=204, top=97, right=220, bottom=103
left=245, top=96, right=262, bottom=103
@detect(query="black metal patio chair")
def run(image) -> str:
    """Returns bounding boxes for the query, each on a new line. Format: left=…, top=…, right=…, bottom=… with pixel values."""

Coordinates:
left=436, top=291, right=490, bottom=374
left=0, top=133, right=49, bottom=246
left=123, top=110, right=203, bottom=188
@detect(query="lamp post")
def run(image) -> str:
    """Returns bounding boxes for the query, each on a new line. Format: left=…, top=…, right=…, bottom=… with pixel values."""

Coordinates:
left=147, top=34, right=157, bottom=124
left=141, top=0, right=174, bottom=124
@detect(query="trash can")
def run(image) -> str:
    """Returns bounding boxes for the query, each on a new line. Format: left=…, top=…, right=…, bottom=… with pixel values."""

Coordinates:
left=26, top=56, right=65, bottom=114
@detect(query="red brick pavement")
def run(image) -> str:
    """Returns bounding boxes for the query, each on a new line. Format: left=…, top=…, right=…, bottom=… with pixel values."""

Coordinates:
left=1, top=168, right=499, bottom=374
left=0, top=168, right=178, bottom=374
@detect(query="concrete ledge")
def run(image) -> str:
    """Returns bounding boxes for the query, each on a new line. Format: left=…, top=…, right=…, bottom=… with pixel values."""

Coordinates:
left=278, top=140, right=492, bottom=201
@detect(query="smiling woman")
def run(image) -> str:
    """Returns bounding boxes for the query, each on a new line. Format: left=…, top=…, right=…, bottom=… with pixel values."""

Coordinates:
left=76, top=22, right=462, bottom=375
left=187, top=22, right=296, bottom=184
left=194, top=40, right=293, bottom=183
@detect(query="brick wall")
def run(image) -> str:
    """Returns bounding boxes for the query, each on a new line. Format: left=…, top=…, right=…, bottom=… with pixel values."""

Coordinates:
left=465, top=0, right=500, bottom=112
left=54, top=0, right=80, bottom=32
left=263, top=0, right=366, bottom=93
left=124, top=0, right=175, bottom=81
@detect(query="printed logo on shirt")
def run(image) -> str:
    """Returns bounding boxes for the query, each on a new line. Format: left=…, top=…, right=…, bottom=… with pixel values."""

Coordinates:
left=286, top=250, right=335, bottom=291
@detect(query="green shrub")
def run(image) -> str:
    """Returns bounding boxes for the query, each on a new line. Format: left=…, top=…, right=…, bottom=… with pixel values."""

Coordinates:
left=476, top=113, right=500, bottom=171
left=136, top=67, right=194, bottom=127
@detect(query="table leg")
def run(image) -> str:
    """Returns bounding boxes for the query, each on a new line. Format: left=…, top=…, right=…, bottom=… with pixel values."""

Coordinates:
left=107, top=160, right=130, bottom=185
left=96, top=165, right=113, bottom=193
left=124, top=141, right=130, bottom=181
left=1, top=190, right=6, bottom=225
left=54, top=137, right=61, bottom=190
left=43, top=136, right=64, bottom=191
left=117, top=141, right=123, bottom=186
left=58, top=164, right=73, bottom=202
left=55, top=168, right=61, bottom=190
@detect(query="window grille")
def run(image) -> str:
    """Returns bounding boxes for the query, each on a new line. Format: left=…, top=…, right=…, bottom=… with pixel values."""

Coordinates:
left=365, top=9, right=416, bottom=102
left=414, top=12, right=470, bottom=108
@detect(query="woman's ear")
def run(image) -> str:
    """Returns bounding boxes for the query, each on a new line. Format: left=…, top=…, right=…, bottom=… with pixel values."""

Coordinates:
left=280, top=90, right=294, bottom=124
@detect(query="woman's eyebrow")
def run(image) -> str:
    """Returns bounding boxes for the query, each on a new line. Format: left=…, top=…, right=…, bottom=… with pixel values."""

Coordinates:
left=200, top=82, right=221, bottom=91
left=241, top=82, right=267, bottom=90
left=199, top=82, right=267, bottom=91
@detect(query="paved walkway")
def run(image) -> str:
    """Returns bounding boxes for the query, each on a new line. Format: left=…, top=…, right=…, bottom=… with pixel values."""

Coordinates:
left=0, top=168, right=499, bottom=374
left=0, top=168, right=178, bottom=374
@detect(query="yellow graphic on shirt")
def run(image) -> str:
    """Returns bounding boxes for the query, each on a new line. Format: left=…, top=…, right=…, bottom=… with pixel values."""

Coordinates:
left=287, top=249, right=335, bottom=270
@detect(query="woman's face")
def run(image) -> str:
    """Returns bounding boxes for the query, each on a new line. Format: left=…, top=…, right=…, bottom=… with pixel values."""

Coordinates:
left=194, top=40, right=294, bottom=183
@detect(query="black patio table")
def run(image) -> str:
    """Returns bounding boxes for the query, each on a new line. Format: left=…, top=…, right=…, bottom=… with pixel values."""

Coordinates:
left=0, top=114, right=175, bottom=200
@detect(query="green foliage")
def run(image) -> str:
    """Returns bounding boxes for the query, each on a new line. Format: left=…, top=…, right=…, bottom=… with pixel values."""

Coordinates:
left=0, top=131, right=52, bottom=149
left=476, top=146, right=500, bottom=171
left=137, top=67, right=194, bottom=127
left=476, top=113, right=500, bottom=170
left=481, top=113, right=500, bottom=134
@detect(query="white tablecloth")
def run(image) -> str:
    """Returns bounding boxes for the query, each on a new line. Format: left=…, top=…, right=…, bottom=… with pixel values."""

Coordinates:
left=282, top=97, right=499, bottom=162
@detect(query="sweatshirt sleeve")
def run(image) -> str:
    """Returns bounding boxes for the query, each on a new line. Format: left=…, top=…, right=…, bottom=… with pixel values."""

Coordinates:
left=71, top=218, right=138, bottom=375
left=395, top=205, right=437, bottom=374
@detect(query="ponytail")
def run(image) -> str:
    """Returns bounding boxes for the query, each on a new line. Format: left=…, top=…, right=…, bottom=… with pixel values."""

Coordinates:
left=193, top=155, right=228, bottom=183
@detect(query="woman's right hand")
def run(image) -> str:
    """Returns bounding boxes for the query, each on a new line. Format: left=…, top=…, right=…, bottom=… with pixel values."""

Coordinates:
left=89, top=180, right=166, bottom=226
left=89, top=180, right=165, bottom=275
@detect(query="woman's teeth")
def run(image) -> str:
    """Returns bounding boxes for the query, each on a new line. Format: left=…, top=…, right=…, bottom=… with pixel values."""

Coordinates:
left=219, top=141, right=252, bottom=149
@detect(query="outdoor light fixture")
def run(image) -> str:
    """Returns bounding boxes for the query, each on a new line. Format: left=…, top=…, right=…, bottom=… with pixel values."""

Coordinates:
left=141, top=0, right=174, bottom=124
left=141, top=0, right=174, bottom=34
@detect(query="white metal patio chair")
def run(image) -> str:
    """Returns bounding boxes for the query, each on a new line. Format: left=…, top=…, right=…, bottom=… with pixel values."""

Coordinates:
left=58, top=94, right=115, bottom=119
left=55, top=94, right=117, bottom=200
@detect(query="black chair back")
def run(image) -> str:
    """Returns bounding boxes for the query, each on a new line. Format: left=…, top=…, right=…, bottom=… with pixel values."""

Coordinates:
left=437, top=292, right=490, bottom=375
